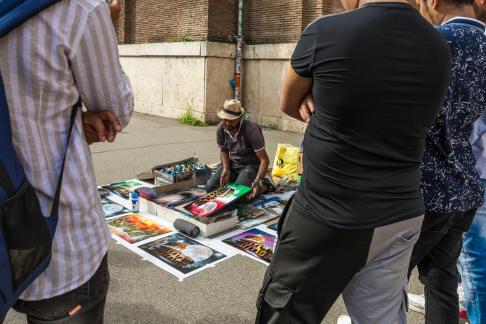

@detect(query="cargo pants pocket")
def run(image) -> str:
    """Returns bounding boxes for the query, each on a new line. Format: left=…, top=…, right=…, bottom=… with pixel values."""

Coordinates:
left=256, top=269, right=294, bottom=324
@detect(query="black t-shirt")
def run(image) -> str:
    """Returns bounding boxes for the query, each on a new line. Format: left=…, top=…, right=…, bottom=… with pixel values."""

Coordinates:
left=293, top=3, right=451, bottom=229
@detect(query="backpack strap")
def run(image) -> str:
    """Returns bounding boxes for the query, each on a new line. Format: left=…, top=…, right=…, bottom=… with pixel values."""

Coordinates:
left=0, top=164, right=14, bottom=197
left=49, top=102, right=80, bottom=220
left=0, top=0, right=63, bottom=37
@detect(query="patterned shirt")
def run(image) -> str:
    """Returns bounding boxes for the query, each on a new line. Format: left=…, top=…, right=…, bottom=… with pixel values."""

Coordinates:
left=0, top=0, right=133, bottom=300
left=470, top=29, right=486, bottom=179
left=421, top=17, right=486, bottom=212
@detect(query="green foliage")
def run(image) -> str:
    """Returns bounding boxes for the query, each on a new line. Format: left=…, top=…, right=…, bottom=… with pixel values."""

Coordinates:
left=265, top=123, right=279, bottom=130
left=179, top=106, right=206, bottom=127
left=180, top=35, right=194, bottom=43
left=167, top=35, right=195, bottom=43
left=244, top=35, right=257, bottom=44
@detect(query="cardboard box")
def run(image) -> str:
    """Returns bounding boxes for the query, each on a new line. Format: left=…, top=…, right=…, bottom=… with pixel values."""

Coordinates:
left=139, top=180, right=238, bottom=237
left=297, top=152, right=304, bottom=175
left=154, top=170, right=195, bottom=186
left=136, top=157, right=199, bottom=182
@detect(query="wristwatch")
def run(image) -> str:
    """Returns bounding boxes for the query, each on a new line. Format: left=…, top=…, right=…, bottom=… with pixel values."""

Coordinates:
left=253, top=178, right=264, bottom=186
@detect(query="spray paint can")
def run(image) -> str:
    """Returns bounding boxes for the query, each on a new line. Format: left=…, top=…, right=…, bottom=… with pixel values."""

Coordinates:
left=130, top=190, right=140, bottom=213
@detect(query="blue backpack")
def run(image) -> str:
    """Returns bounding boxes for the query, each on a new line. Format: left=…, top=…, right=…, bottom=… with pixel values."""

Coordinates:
left=0, top=0, right=78, bottom=317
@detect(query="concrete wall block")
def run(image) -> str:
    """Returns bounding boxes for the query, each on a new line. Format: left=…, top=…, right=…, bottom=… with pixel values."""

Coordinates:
left=205, top=57, right=235, bottom=115
left=247, top=113, right=262, bottom=125
left=119, top=43, right=306, bottom=133
left=150, top=103, right=164, bottom=117
left=241, top=60, right=260, bottom=115
left=138, top=58, right=164, bottom=105
left=257, top=60, right=288, bottom=118
left=203, top=42, right=236, bottom=58
left=119, top=57, right=141, bottom=94
left=205, top=112, right=221, bottom=125
left=163, top=57, right=206, bottom=114
left=120, top=57, right=164, bottom=117
left=119, top=42, right=203, bottom=57
left=261, top=115, right=281, bottom=130
left=134, top=101, right=152, bottom=115
left=244, top=43, right=296, bottom=60
left=280, top=118, right=305, bottom=133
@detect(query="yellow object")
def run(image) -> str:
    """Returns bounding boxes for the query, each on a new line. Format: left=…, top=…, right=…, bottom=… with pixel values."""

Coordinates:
left=271, top=144, right=300, bottom=178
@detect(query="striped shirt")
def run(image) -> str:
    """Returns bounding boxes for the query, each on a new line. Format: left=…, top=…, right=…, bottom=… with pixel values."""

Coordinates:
left=0, top=0, right=133, bottom=300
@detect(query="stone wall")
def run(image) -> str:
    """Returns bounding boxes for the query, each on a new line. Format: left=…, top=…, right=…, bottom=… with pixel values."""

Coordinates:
left=115, top=0, right=210, bottom=44
left=242, top=44, right=306, bottom=133
left=114, top=0, right=338, bottom=45
left=118, top=42, right=306, bottom=133
left=118, top=42, right=235, bottom=124
left=208, top=0, right=238, bottom=42
left=243, top=0, right=304, bottom=44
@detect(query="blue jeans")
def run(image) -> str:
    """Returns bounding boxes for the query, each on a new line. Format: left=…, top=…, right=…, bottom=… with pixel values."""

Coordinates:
left=205, top=163, right=258, bottom=193
left=459, top=179, right=486, bottom=324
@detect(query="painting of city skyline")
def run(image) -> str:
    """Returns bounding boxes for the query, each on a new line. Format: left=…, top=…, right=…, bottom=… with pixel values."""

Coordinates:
left=223, top=228, right=276, bottom=264
left=139, top=233, right=226, bottom=274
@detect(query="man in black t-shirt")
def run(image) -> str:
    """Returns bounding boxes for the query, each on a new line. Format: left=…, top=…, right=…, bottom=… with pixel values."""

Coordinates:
left=255, top=0, right=451, bottom=323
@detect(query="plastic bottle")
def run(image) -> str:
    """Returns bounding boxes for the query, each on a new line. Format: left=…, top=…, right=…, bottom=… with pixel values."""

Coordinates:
left=130, top=190, right=140, bottom=213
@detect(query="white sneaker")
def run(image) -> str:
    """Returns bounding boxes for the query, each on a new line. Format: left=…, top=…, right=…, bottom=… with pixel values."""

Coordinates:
left=337, top=315, right=352, bottom=324
left=458, top=284, right=469, bottom=319
left=408, top=293, right=426, bottom=314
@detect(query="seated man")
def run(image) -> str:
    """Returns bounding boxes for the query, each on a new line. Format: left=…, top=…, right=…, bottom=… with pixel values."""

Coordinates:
left=206, top=99, right=270, bottom=199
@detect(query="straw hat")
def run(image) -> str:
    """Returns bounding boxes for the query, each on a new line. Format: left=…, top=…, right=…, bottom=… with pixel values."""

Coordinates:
left=217, top=99, right=245, bottom=120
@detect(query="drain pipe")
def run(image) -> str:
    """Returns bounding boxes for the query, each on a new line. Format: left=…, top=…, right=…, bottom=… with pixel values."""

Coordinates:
left=235, top=0, right=244, bottom=101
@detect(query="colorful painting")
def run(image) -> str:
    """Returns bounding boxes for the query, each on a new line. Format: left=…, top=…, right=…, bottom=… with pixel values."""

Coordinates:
left=267, top=223, right=279, bottom=231
left=223, top=228, right=276, bottom=264
left=139, top=233, right=226, bottom=274
left=138, top=187, right=207, bottom=207
left=237, top=205, right=265, bottom=221
left=183, top=183, right=251, bottom=217
left=252, top=196, right=286, bottom=218
left=101, top=198, right=130, bottom=219
left=102, top=180, right=145, bottom=199
left=107, top=213, right=172, bottom=244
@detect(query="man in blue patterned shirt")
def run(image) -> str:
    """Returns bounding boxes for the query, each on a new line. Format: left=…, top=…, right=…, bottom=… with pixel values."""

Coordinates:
left=408, top=0, right=486, bottom=322
left=457, top=1, right=486, bottom=322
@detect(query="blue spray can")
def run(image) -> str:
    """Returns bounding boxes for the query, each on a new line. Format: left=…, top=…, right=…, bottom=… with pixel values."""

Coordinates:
left=130, top=190, right=140, bottom=213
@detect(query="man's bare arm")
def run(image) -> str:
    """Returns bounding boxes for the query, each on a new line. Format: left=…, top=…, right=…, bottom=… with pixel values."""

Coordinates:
left=280, top=66, right=313, bottom=122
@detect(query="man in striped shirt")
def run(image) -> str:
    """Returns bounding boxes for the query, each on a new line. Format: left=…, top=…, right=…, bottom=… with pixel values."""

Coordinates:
left=0, top=0, right=133, bottom=322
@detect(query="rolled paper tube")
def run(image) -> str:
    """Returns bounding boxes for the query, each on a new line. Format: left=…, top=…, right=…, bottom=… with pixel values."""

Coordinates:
left=174, top=219, right=200, bottom=238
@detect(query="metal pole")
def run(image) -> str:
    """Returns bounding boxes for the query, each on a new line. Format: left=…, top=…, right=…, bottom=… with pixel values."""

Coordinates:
left=235, top=0, right=244, bottom=101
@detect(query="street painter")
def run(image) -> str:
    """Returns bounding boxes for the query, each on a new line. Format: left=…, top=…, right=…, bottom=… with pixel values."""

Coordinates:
left=206, top=99, right=270, bottom=199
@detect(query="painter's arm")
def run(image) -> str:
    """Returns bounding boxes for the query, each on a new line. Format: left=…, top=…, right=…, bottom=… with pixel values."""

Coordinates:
left=220, top=149, right=231, bottom=187
left=254, top=148, right=270, bottom=179
left=217, top=125, right=232, bottom=187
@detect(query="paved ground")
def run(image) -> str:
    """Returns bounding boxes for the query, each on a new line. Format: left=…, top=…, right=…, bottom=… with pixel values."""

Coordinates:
left=5, top=113, right=442, bottom=324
